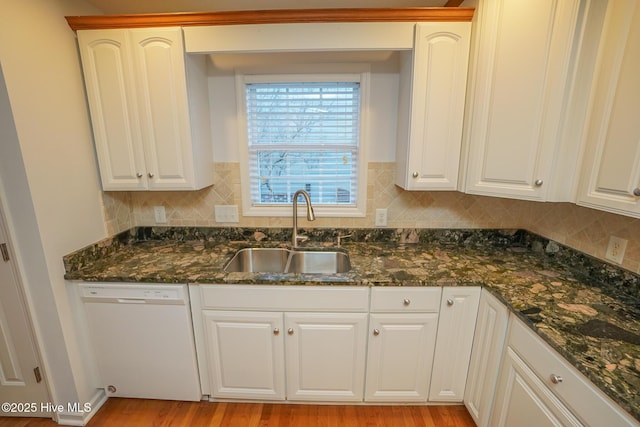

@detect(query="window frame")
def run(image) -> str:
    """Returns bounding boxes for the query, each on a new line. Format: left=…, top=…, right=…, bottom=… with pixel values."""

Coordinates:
left=236, top=69, right=370, bottom=218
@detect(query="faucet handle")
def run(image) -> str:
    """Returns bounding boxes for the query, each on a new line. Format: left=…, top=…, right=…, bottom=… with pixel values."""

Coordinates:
left=296, top=234, right=310, bottom=245
left=337, top=233, right=353, bottom=247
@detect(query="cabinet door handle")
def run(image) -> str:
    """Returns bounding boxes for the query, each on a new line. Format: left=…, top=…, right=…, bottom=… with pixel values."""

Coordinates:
left=534, top=179, right=544, bottom=186
left=633, top=188, right=640, bottom=197
left=136, top=173, right=143, bottom=178
left=373, top=329, right=380, bottom=336
left=550, top=374, right=563, bottom=384
left=288, top=328, right=294, bottom=335
left=273, top=328, right=279, bottom=335
left=446, top=298, right=454, bottom=306
left=148, top=172, right=154, bottom=178
left=403, top=298, right=410, bottom=306
left=412, top=172, right=419, bottom=178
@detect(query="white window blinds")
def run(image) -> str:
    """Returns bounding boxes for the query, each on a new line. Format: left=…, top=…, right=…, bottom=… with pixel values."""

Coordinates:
left=245, top=81, right=361, bottom=206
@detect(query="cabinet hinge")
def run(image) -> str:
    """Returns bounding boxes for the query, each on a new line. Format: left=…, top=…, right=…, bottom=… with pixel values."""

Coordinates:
left=0, top=243, right=9, bottom=262
left=33, top=367, right=42, bottom=383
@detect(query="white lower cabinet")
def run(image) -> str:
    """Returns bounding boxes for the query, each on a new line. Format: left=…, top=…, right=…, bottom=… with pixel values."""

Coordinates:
left=365, top=287, right=442, bottom=402
left=365, top=313, right=438, bottom=402
left=492, top=346, right=582, bottom=427
left=203, top=311, right=285, bottom=400
left=203, top=310, right=367, bottom=402
left=192, top=283, right=636, bottom=423
left=193, top=285, right=369, bottom=402
left=285, top=312, right=367, bottom=401
left=492, top=314, right=639, bottom=427
left=429, top=287, right=480, bottom=402
left=463, top=289, right=509, bottom=427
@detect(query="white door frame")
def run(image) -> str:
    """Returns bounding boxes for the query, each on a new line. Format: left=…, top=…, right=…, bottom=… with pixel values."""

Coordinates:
left=0, top=190, right=51, bottom=417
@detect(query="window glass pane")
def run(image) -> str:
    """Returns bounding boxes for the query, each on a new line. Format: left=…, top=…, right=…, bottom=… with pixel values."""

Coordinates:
left=245, top=81, right=360, bottom=206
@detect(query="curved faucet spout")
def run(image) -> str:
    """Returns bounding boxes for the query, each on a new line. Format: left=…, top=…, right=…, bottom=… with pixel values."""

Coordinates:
left=292, top=189, right=316, bottom=248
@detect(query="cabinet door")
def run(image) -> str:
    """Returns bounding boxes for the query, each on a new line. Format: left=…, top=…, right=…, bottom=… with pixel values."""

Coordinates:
left=203, top=311, right=285, bottom=400
left=285, top=312, right=367, bottom=401
left=396, top=22, right=471, bottom=190
left=464, top=0, right=581, bottom=201
left=577, top=0, right=640, bottom=218
left=365, top=313, right=438, bottom=402
left=491, top=347, right=582, bottom=427
left=429, top=287, right=480, bottom=402
left=129, top=28, right=196, bottom=190
left=464, top=290, right=509, bottom=427
left=77, top=29, right=147, bottom=190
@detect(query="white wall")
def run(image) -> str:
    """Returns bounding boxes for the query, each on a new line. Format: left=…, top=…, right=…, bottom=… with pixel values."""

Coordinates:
left=0, top=0, right=106, bottom=421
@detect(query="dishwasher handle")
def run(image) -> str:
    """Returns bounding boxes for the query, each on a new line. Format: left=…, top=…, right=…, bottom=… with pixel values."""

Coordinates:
left=117, top=298, right=147, bottom=304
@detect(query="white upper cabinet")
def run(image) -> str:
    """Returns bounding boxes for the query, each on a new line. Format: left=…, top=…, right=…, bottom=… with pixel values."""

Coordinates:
left=396, top=22, right=472, bottom=191
left=78, top=27, right=213, bottom=191
left=576, top=0, right=640, bottom=218
left=463, top=0, right=583, bottom=201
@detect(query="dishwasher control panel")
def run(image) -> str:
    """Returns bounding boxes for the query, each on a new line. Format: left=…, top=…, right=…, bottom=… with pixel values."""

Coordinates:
left=79, top=283, right=186, bottom=304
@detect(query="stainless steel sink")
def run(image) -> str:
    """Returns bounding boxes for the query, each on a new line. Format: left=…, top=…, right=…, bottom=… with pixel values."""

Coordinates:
left=286, top=251, right=351, bottom=274
left=223, top=248, right=351, bottom=274
left=223, top=248, right=290, bottom=273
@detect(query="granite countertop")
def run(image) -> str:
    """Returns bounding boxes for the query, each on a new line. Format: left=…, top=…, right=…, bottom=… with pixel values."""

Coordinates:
left=64, top=227, right=640, bottom=421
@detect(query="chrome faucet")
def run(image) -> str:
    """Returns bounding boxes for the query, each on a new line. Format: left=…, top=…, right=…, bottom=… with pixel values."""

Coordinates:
left=292, top=189, right=316, bottom=248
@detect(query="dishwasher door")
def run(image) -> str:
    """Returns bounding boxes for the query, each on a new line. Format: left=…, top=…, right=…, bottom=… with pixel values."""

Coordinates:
left=79, top=283, right=201, bottom=401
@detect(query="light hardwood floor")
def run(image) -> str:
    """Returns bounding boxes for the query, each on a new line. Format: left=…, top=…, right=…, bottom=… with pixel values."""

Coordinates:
left=0, top=399, right=476, bottom=426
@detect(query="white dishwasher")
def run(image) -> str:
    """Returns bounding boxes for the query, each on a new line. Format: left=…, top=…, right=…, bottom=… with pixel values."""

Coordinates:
left=79, top=283, right=201, bottom=401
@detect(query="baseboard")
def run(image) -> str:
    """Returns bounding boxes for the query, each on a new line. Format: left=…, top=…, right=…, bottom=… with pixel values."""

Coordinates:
left=54, top=389, right=107, bottom=426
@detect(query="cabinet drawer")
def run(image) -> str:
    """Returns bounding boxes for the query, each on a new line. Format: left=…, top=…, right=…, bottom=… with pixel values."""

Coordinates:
left=508, top=316, right=637, bottom=427
left=370, top=287, right=441, bottom=312
left=198, top=285, right=369, bottom=312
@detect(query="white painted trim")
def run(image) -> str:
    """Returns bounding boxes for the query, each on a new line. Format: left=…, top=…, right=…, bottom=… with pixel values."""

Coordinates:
left=184, top=22, right=415, bottom=54
left=0, top=178, right=52, bottom=405
left=54, top=389, right=107, bottom=426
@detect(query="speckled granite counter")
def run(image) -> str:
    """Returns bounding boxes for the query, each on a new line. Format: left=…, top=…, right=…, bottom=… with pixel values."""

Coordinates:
left=64, top=227, right=640, bottom=421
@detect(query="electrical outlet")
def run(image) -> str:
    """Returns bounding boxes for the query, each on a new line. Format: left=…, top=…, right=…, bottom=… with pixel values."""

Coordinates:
left=605, top=236, right=627, bottom=264
left=375, top=208, right=388, bottom=227
left=214, top=205, right=239, bottom=223
left=153, top=206, right=167, bottom=224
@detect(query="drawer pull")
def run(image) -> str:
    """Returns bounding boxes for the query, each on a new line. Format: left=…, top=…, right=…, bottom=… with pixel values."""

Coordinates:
left=403, top=298, right=410, bottom=306
left=550, top=374, right=563, bottom=384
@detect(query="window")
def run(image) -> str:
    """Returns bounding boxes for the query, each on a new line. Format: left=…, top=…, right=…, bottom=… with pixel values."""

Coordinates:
left=237, top=73, right=369, bottom=217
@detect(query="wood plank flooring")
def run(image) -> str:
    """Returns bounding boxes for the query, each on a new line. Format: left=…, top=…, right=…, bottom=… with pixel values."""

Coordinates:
left=0, top=399, right=476, bottom=426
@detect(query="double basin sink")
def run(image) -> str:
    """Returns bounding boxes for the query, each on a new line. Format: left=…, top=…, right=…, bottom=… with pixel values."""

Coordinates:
left=224, top=247, right=351, bottom=274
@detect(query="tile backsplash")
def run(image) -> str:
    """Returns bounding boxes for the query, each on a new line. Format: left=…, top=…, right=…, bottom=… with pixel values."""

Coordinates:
left=101, top=162, right=640, bottom=273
